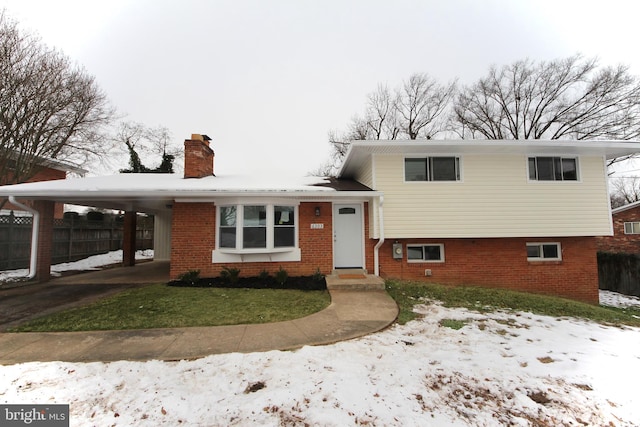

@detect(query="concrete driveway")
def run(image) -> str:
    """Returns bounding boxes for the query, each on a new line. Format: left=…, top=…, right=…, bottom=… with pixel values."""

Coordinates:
left=0, top=261, right=169, bottom=331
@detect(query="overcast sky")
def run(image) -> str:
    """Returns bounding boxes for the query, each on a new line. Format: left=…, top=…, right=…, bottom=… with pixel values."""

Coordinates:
left=1, top=0, right=640, bottom=176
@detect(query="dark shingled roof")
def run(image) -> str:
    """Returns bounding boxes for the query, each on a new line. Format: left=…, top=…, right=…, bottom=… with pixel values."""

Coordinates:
left=311, top=177, right=373, bottom=191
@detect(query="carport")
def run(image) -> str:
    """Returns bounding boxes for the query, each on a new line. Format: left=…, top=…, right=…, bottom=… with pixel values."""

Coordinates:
left=0, top=175, right=175, bottom=282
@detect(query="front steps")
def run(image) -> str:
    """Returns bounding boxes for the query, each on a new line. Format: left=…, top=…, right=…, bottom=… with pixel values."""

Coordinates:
left=325, top=269, right=386, bottom=291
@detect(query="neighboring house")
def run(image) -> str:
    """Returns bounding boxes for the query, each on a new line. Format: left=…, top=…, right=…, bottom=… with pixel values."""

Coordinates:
left=596, top=202, right=640, bottom=254
left=1, top=135, right=639, bottom=304
left=1, top=155, right=86, bottom=219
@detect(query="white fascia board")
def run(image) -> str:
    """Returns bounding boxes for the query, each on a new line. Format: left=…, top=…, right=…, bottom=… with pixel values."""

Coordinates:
left=612, top=200, right=640, bottom=214
left=174, top=190, right=382, bottom=203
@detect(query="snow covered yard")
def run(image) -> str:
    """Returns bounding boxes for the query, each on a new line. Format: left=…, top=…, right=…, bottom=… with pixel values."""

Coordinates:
left=1, top=292, right=639, bottom=426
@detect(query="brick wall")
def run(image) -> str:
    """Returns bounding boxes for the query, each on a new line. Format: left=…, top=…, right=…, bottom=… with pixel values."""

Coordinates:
left=596, top=206, right=640, bottom=254
left=3, top=167, right=66, bottom=218
left=169, top=200, right=597, bottom=303
left=372, top=236, right=599, bottom=304
left=183, top=138, right=214, bottom=178
left=170, top=202, right=216, bottom=278
left=169, top=201, right=335, bottom=279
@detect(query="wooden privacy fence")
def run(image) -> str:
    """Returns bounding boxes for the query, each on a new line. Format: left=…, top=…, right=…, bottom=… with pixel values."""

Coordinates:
left=598, top=252, right=640, bottom=297
left=0, top=213, right=154, bottom=270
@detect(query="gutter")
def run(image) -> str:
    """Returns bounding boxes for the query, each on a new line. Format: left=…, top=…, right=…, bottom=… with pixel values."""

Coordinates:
left=8, top=196, right=39, bottom=279
left=373, top=195, right=384, bottom=276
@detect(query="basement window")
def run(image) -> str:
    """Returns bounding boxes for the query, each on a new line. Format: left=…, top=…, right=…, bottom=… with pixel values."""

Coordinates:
left=407, top=244, right=445, bottom=262
left=526, top=242, right=561, bottom=261
left=624, top=222, right=640, bottom=234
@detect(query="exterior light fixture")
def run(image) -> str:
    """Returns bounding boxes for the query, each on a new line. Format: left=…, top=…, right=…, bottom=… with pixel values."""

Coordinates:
left=315, top=206, right=321, bottom=216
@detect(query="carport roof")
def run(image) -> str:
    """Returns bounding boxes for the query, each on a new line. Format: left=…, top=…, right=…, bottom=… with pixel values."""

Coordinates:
left=0, top=173, right=378, bottom=213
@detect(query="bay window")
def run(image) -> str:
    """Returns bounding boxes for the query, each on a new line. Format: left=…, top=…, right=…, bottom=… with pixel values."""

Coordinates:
left=217, top=204, right=297, bottom=251
left=243, top=205, right=267, bottom=248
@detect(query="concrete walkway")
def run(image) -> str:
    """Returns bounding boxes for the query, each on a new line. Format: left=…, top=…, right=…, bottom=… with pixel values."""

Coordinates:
left=0, top=264, right=398, bottom=364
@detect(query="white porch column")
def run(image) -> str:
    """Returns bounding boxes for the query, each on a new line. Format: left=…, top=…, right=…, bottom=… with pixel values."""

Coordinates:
left=153, top=211, right=172, bottom=261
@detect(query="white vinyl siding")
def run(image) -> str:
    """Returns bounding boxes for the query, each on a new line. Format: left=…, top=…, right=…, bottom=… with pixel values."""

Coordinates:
left=354, top=158, right=374, bottom=189
left=352, top=156, right=381, bottom=239
left=373, top=154, right=611, bottom=238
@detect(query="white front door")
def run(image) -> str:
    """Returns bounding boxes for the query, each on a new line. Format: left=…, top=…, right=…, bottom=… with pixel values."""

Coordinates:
left=333, top=203, right=364, bottom=269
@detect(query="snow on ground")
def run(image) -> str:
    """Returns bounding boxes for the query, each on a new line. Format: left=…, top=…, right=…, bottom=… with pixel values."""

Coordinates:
left=0, top=249, right=154, bottom=282
left=600, top=289, right=640, bottom=309
left=1, top=300, right=640, bottom=426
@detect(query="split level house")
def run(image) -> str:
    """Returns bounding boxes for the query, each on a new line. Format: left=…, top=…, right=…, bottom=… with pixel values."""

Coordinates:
left=1, top=134, right=639, bottom=304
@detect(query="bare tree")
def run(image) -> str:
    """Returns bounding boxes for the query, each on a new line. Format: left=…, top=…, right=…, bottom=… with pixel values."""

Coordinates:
left=610, top=176, right=640, bottom=208
left=0, top=11, right=113, bottom=189
left=114, top=121, right=181, bottom=174
left=366, top=84, right=400, bottom=140
left=452, top=54, right=640, bottom=160
left=396, top=73, right=457, bottom=139
left=321, top=74, right=456, bottom=175
left=146, top=126, right=182, bottom=162
left=322, top=121, right=369, bottom=177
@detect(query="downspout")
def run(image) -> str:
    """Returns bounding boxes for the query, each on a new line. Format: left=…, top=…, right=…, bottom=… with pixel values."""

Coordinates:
left=9, top=196, right=39, bottom=279
left=373, top=195, right=384, bottom=276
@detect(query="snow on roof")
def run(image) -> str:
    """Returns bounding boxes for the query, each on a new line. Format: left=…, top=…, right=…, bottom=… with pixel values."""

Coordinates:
left=0, top=173, right=343, bottom=196
left=0, top=173, right=376, bottom=213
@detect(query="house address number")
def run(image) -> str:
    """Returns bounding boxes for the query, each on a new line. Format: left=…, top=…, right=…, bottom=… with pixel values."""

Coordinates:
left=310, top=223, right=324, bottom=229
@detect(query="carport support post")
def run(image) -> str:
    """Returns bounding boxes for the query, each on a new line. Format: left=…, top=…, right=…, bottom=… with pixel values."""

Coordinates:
left=122, top=211, right=137, bottom=267
left=34, top=200, right=55, bottom=282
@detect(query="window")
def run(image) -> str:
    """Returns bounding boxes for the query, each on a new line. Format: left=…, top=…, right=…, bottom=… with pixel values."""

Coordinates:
left=407, top=244, right=445, bottom=262
left=219, top=206, right=237, bottom=248
left=274, top=206, right=295, bottom=247
left=218, top=204, right=297, bottom=250
left=528, top=157, right=578, bottom=181
left=624, top=222, right=640, bottom=234
left=243, top=205, right=267, bottom=248
left=526, top=242, right=561, bottom=261
left=405, top=157, right=460, bottom=182
left=338, top=207, right=356, bottom=214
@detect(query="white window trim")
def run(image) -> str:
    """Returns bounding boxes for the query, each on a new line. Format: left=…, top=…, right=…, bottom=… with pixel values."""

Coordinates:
left=624, top=222, right=640, bottom=234
left=526, top=155, right=581, bottom=183
left=406, top=243, right=445, bottom=263
left=403, top=155, right=463, bottom=183
left=213, top=203, right=300, bottom=263
left=526, top=242, right=562, bottom=261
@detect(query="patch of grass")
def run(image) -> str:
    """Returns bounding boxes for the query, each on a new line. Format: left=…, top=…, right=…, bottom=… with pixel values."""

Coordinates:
left=385, top=279, right=640, bottom=327
left=10, top=284, right=331, bottom=332
left=438, top=318, right=467, bottom=330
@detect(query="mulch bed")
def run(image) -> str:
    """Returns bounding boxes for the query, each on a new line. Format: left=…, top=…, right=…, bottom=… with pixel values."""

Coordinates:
left=168, top=275, right=327, bottom=291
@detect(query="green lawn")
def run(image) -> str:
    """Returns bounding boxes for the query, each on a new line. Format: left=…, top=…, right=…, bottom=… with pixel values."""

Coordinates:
left=385, top=279, right=640, bottom=327
left=13, top=279, right=637, bottom=333
left=10, top=284, right=331, bottom=332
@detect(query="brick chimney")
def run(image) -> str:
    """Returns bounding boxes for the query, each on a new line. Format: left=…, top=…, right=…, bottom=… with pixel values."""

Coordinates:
left=184, top=134, right=214, bottom=178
